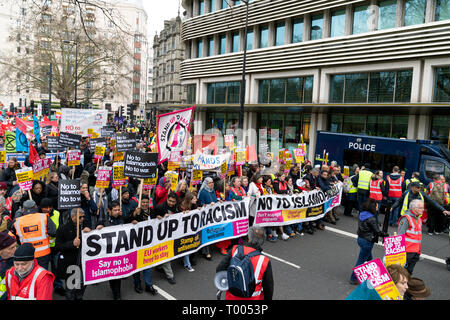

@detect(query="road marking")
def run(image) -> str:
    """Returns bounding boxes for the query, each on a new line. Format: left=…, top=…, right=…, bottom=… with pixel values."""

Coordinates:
left=324, top=226, right=446, bottom=265
left=262, top=252, right=301, bottom=269
left=153, top=285, right=177, bottom=300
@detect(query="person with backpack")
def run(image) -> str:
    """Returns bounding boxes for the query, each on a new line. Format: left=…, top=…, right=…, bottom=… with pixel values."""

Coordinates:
left=215, top=226, right=273, bottom=300
left=426, top=174, right=449, bottom=234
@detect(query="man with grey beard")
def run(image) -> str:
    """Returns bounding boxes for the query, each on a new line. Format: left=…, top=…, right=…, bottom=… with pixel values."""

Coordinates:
left=216, top=226, right=274, bottom=300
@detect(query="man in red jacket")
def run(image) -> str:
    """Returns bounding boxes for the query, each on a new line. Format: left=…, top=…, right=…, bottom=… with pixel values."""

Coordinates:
left=5, top=243, right=54, bottom=300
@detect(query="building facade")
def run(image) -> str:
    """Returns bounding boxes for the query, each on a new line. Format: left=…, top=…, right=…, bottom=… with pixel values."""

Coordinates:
left=152, top=16, right=189, bottom=113
left=0, top=0, right=149, bottom=118
left=180, top=0, right=450, bottom=161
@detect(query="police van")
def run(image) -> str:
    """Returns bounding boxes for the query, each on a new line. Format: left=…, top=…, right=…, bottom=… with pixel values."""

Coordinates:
left=314, top=131, right=450, bottom=185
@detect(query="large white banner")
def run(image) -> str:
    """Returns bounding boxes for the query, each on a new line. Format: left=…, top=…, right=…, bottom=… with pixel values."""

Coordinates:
left=157, top=107, right=195, bottom=164
left=60, top=108, right=108, bottom=136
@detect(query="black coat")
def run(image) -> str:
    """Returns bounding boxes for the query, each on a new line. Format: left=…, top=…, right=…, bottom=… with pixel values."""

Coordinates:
left=45, top=181, right=59, bottom=209
left=357, top=211, right=387, bottom=243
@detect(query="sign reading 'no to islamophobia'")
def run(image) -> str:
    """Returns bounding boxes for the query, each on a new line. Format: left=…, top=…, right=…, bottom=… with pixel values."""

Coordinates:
left=124, top=152, right=158, bottom=179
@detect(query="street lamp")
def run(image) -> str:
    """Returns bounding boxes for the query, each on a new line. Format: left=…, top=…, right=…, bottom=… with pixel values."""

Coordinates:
left=63, top=37, right=79, bottom=108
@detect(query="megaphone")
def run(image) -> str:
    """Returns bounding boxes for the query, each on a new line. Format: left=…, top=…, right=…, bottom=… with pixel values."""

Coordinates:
left=214, top=271, right=229, bottom=292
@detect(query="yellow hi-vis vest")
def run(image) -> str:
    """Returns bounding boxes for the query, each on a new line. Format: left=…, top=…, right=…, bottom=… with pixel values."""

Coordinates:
left=357, top=170, right=373, bottom=190
left=348, top=176, right=357, bottom=194
left=48, top=210, right=60, bottom=248
left=401, top=191, right=424, bottom=216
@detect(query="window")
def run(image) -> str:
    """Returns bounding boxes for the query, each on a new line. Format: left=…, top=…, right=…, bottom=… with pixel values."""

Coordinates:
left=187, top=84, right=197, bottom=104
left=210, top=0, right=215, bottom=13
left=329, top=70, right=413, bottom=103
left=218, top=34, right=226, bottom=54
left=246, top=28, right=254, bottom=50
left=197, top=39, right=203, bottom=58
left=207, top=82, right=241, bottom=104
left=260, top=25, right=269, bottom=48
left=199, top=0, right=205, bottom=15
left=352, top=5, right=370, bottom=34
left=258, top=76, right=314, bottom=104
left=431, top=115, right=450, bottom=144
left=310, top=14, right=323, bottom=40
left=404, top=0, right=427, bottom=26
left=221, top=0, right=228, bottom=9
left=207, top=37, right=214, bottom=56
left=434, top=67, right=450, bottom=102
left=378, top=0, right=397, bottom=30
left=275, top=22, right=285, bottom=46
left=330, top=9, right=346, bottom=37
left=232, top=32, right=240, bottom=52
left=436, top=0, right=450, bottom=21
left=292, top=18, right=304, bottom=43
left=424, top=159, right=446, bottom=180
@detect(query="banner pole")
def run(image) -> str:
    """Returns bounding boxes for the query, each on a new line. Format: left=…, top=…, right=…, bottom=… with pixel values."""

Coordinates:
left=76, top=207, right=80, bottom=248
left=28, top=190, right=33, bottom=201
left=138, top=178, right=143, bottom=208
left=119, top=185, right=122, bottom=211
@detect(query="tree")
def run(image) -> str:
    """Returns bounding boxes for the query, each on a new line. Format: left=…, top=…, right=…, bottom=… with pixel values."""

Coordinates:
left=0, top=0, right=135, bottom=108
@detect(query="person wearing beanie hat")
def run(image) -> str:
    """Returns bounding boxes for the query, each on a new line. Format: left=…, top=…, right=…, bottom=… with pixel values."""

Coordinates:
left=0, top=232, right=17, bottom=300
left=5, top=243, right=55, bottom=300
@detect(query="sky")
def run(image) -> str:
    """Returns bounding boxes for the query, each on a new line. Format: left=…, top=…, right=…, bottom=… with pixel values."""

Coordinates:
left=143, top=0, right=181, bottom=45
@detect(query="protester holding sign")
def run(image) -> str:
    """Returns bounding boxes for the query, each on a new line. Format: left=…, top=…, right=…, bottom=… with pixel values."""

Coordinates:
left=350, top=198, right=389, bottom=285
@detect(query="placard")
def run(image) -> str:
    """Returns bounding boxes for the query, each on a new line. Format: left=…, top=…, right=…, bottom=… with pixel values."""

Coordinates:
left=101, top=126, right=116, bottom=137
left=32, top=158, right=52, bottom=180
left=124, top=152, right=158, bottom=179
left=384, top=234, right=407, bottom=267
left=191, top=170, right=203, bottom=186
left=94, top=145, right=106, bottom=160
left=89, top=138, right=106, bottom=153
left=58, top=179, right=81, bottom=210
left=47, top=136, right=62, bottom=152
left=16, top=167, right=33, bottom=191
left=59, top=132, right=82, bottom=148
left=96, top=166, right=112, bottom=189
left=116, top=133, right=137, bottom=152
left=67, top=150, right=81, bottom=167
left=112, top=162, right=125, bottom=187
left=60, top=108, right=108, bottom=136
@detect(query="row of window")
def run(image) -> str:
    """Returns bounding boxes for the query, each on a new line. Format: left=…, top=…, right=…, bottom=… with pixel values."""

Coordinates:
left=190, top=0, right=450, bottom=58
left=192, top=0, right=253, bottom=17
left=194, top=67, right=450, bottom=104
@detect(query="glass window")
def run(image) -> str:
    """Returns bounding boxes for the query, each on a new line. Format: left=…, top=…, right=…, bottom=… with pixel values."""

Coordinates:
left=431, top=115, right=450, bottom=144
left=275, top=22, right=285, bottom=46
left=246, top=28, right=254, bottom=50
left=404, top=0, right=427, bottom=26
left=292, top=18, right=304, bottom=43
left=269, top=79, right=285, bottom=103
left=215, top=82, right=227, bottom=103
left=352, top=5, right=370, bottom=34
left=342, top=115, right=366, bottom=134
left=285, top=78, right=302, bottom=103
left=210, top=0, right=215, bottom=13
left=424, top=159, right=445, bottom=180
left=234, top=0, right=241, bottom=5
left=391, top=115, right=408, bottom=138
left=197, top=39, right=203, bottom=58
left=330, top=74, right=345, bottom=103
left=219, top=34, right=226, bottom=54
left=366, top=115, right=392, bottom=137
left=344, top=73, right=368, bottom=103
left=232, top=32, right=240, bottom=52
left=222, top=0, right=228, bottom=9
left=260, top=25, right=269, bottom=48
left=207, top=83, right=215, bottom=104
left=259, top=80, right=270, bottom=104
left=207, top=37, right=214, bottom=56
left=436, top=0, right=450, bottom=21
left=304, top=76, right=314, bottom=103
left=330, top=9, right=346, bottom=37
left=199, top=0, right=205, bottom=15
left=395, top=70, right=412, bottom=102
left=187, top=84, right=196, bottom=104
left=227, top=81, right=241, bottom=104
left=310, top=14, right=323, bottom=40
left=434, top=67, right=450, bottom=102
left=329, top=114, right=343, bottom=132
left=378, top=0, right=397, bottom=30
left=368, top=71, right=395, bottom=102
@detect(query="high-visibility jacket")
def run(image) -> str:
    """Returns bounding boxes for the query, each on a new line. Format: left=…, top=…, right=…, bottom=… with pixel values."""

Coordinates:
left=387, top=175, right=404, bottom=198
left=369, top=179, right=383, bottom=201
left=427, top=182, right=449, bottom=205
left=348, top=176, right=357, bottom=194
left=48, top=210, right=60, bottom=248
left=357, top=170, right=372, bottom=190
left=230, top=187, right=246, bottom=198
left=399, top=213, right=422, bottom=254
left=225, top=245, right=270, bottom=301
left=14, top=213, right=51, bottom=258
left=400, top=191, right=424, bottom=216
left=406, top=177, right=420, bottom=188
left=5, top=260, right=54, bottom=300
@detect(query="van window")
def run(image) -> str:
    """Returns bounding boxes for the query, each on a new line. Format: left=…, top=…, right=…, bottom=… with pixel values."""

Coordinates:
left=363, top=152, right=383, bottom=171
left=343, top=149, right=363, bottom=167
left=424, top=159, right=445, bottom=180
left=383, top=154, right=406, bottom=173
left=343, top=149, right=383, bottom=170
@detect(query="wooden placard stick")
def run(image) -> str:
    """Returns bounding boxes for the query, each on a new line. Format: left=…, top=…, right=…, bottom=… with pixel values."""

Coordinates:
left=96, top=188, right=104, bottom=216
left=28, top=190, right=33, bottom=201
left=76, top=207, right=80, bottom=248
left=119, top=185, right=122, bottom=211
left=138, top=178, right=144, bottom=208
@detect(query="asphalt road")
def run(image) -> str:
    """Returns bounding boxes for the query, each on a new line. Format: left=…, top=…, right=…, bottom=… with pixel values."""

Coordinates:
left=54, top=208, right=450, bottom=301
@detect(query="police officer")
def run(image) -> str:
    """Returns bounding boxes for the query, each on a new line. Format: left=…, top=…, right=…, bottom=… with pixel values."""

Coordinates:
left=351, top=163, right=373, bottom=211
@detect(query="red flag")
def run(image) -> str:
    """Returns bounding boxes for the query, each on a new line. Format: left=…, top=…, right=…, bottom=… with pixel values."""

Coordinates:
left=44, top=115, right=50, bottom=122
left=29, top=143, right=40, bottom=164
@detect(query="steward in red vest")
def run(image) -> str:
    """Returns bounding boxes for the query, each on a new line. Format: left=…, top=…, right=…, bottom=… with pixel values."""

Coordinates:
left=216, top=226, right=274, bottom=300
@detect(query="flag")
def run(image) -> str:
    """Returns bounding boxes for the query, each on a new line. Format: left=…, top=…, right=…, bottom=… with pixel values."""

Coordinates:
left=33, top=115, right=41, bottom=144
left=4, top=131, right=16, bottom=153
left=16, top=128, right=29, bottom=152
left=44, top=115, right=50, bottom=122
left=29, top=143, right=39, bottom=165
left=156, top=106, right=195, bottom=164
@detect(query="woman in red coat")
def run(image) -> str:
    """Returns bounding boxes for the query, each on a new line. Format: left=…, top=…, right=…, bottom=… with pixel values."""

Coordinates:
left=155, top=177, right=171, bottom=205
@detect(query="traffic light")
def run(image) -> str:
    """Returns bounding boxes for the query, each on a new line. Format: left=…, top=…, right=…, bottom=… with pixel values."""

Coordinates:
left=30, top=100, right=35, bottom=115
left=9, top=103, right=14, bottom=113
left=119, top=105, right=124, bottom=117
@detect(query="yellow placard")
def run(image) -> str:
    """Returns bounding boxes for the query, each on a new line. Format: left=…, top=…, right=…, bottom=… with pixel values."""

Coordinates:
left=282, top=208, right=307, bottom=221
left=167, top=161, right=179, bottom=171
left=87, top=129, right=94, bottom=135
left=95, top=145, right=106, bottom=157
left=113, top=165, right=124, bottom=181
left=16, top=169, right=33, bottom=183
left=170, top=172, right=178, bottom=191
left=235, top=150, right=246, bottom=164
left=0, top=151, right=6, bottom=164
left=114, top=151, right=124, bottom=162
left=136, top=240, right=174, bottom=268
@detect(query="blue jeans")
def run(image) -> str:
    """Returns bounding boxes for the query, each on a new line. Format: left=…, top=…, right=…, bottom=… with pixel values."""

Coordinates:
left=388, top=197, right=401, bottom=225
left=285, top=223, right=303, bottom=234
left=350, top=237, right=374, bottom=282
left=133, top=268, right=153, bottom=287
left=183, top=255, right=192, bottom=268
